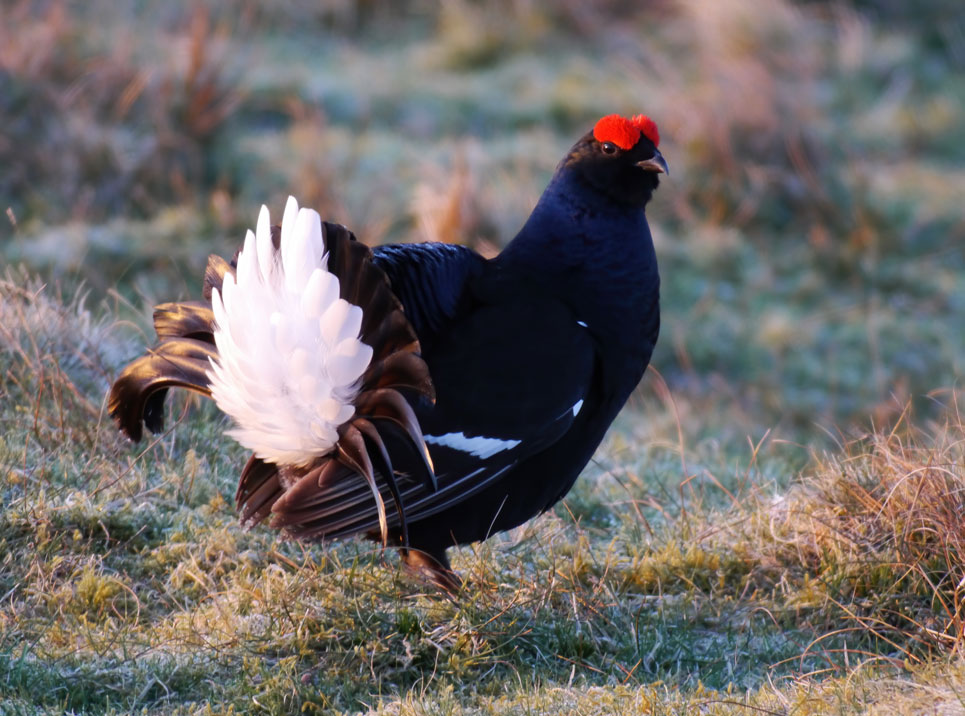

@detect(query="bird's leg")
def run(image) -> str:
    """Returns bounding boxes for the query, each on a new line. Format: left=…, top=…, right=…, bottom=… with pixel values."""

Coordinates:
left=400, top=547, right=462, bottom=596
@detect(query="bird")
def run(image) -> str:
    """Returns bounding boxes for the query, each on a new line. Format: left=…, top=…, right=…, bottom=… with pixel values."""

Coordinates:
left=108, top=113, right=666, bottom=592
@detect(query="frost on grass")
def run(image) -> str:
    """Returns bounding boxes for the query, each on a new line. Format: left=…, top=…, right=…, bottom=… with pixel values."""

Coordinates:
left=0, top=267, right=132, bottom=397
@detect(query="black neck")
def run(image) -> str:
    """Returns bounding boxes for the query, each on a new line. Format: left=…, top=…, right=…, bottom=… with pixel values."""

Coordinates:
left=494, top=168, right=660, bottom=353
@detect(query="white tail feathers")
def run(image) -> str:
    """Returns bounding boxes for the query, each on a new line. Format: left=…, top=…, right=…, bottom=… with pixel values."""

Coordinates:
left=208, top=197, right=374, bottom=466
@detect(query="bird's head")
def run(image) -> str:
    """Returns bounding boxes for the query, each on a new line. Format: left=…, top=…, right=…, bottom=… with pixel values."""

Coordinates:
left=561, top=113, right=667, bottom=207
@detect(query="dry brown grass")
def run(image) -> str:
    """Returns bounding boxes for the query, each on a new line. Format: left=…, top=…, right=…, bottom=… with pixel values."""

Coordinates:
left=720, top=396, right=965, bottom=663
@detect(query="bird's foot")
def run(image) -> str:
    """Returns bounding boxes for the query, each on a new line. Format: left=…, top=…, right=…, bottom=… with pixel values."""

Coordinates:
left=400, top=548, right=462, bottom=597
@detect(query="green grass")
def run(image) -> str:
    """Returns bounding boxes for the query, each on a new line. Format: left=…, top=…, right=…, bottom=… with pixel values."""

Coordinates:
left=2, top=0, right=965, bottom=713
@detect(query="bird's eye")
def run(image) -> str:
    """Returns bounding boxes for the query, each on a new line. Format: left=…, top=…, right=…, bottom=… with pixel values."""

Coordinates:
left=601, top=142, right=618, bottom=155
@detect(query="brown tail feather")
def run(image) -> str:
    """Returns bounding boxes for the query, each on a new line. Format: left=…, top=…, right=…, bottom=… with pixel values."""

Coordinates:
left=153, top=301, right=215, bottom=341
left=273, top=476, right=420, bottom=538
left=322, top=222, right=427, bottom=377
left=364, top=352, right=433, bottom=397
left=334, top=425, right=388, bottom=545
left=355, top=388, right=435, bottom=489
left=271, top=460, right=356, bottom=512
left=354, top=417, right=409, bottom=547
left=110, top=250, right=230, bottom=443
left=235, top=456, right=282, bottom=527
left=107, top=337, right=217, bottom=441
left=202, top=254, right=234, bottom=301
left=288, top=482, right=423, bottom=540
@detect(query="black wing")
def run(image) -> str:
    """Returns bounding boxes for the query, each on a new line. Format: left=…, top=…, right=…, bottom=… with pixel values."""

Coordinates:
left=372, top=242, right=485, bottom=348
left=405, top=291, right=595, bottom=522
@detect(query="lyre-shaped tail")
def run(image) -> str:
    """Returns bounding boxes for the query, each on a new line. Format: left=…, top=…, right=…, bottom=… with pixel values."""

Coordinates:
left=108, top=197, right=436, bottom=548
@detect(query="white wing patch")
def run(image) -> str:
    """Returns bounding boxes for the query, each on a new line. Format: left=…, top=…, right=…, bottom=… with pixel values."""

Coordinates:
left=207, top=196, right=373, bottom=467
left=424, top=432, right=521, bottom=459
left=571, top=399, right=584, bottom=416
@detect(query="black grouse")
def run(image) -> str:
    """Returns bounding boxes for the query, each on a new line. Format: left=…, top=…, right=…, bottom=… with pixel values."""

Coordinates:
left=109, top=113, right=666, bottom=591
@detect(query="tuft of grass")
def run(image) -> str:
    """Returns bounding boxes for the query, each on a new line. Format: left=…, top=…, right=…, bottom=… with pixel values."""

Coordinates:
left=765, top=400, right=965, bottom=660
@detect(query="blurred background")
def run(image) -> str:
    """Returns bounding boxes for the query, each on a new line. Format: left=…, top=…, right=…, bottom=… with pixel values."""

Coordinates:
left=1, top=0, right=963, bottom=449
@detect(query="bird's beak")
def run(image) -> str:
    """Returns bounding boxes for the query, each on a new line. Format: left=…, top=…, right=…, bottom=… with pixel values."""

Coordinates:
left=636, top=149, right=669, bottom=176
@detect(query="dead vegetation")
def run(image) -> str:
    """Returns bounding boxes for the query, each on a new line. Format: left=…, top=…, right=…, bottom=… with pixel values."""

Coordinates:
left=749, top=400, right=965, bottom=661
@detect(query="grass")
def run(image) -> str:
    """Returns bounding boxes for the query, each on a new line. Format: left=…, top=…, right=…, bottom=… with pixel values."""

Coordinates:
left=1, top=0, right=964, bottom=713
left=2, top=275, right=963, bottom=713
